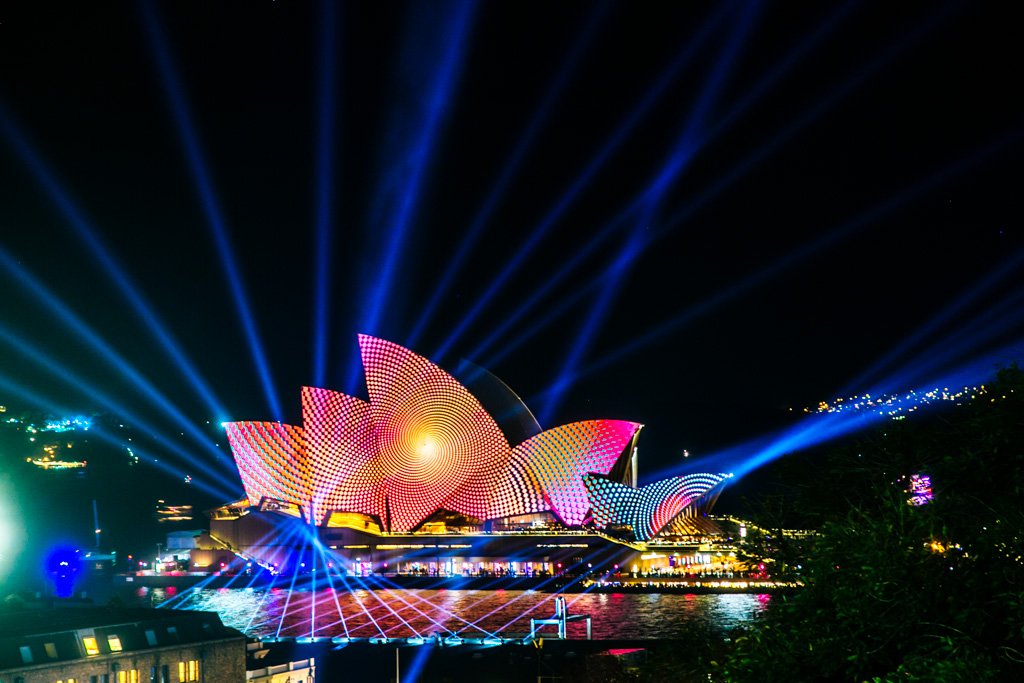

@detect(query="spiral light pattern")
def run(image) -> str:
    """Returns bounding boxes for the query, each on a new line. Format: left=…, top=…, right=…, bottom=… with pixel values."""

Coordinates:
left=224, top=335, right=645, bottom=531
left=511, top=420, right=642, bottom=526
left=584, top=472, right=730, bottom=541
left=225, top=421, right=308, bottom=513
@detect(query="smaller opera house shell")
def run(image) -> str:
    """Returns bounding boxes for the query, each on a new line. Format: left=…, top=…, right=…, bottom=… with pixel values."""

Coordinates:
left=211, top=335, right=729, bottom=575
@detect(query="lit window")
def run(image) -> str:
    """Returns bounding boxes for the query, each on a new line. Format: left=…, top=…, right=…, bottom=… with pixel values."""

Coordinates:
left=117, top=673, right=126, bottom=683
left=178, top=661, right=199, bottom=682
left=45, top=642, right=58, bottom=659
left=68, top=679, right=77, bottom=683
left=107, top=635, right=123, bottom=652
left=129, top=671, right=139, bottom=683
left=83, top=636, right=99, bottom=656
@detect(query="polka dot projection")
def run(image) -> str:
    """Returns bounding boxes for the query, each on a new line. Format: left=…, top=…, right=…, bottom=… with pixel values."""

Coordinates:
left=359, top=335, right=512, bottom=531
left=584, top=472, right=730, bottom=541
left=225, top=421, right=309, bottom=517
left=301, top=386, right=381, bottom=525
left=511, top=420, right=642, bottom=526
left=223, top=335, right=645, bottom=530
left=486, top=449, right=549, bottom=519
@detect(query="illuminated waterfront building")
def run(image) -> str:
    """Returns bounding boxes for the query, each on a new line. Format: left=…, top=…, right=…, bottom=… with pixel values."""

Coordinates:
left=209, top=336, right=731, bottom=576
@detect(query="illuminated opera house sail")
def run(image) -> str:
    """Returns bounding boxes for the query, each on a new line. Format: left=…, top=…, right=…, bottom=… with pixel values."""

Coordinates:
left=213, top=335, right=730, bottom=573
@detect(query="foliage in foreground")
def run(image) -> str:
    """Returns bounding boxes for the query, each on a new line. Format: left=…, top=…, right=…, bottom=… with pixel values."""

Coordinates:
left=713, top=367, right=1024, bottom=682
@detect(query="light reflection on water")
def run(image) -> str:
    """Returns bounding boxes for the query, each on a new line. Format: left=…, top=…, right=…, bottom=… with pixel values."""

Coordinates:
left=165, top=588, right=770, bottom=640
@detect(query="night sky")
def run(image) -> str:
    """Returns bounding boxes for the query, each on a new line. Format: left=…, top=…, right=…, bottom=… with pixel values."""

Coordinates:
left=1, top=0, right=1023, bottom=555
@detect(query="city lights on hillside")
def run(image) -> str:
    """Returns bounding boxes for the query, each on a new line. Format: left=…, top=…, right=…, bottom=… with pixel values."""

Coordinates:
left=805, top=383, right=997, bottom=419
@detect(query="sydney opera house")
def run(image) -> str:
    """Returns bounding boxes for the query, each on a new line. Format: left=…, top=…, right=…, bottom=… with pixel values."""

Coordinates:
left=208, top=335, right=731, bottom=577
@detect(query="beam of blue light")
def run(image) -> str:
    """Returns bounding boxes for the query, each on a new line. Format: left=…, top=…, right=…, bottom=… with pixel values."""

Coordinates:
left=855, top=288, right=1024, bottom=401
left=524, top=125, right=1024, bottom=403
left=162, top=557, right=254, bottom=610
left=335, top=573, right=388, bottom=639
left=276, top=547, right=308, bottom=639
left=657, top=1, right=963, bottom=240
left=686, top=0, right=860, bottom=162
left=0, top=247, right=235, bottom=472
left=456, top=548, right=616, bottom=634
left=362, top=573, right=499, bottom=638
left=347, top=576, right=425, bottom=638
left=404, top=3, right=611, bottom=350
left=348, top=0, right=475, bottom=391
left=311, top=543, right=351, bottom=639
left=402, top=642, right=435, bottom=683
left=535, top=230, right=647, bottom=425
left=160, top=559, right=266, bottom=610
left=0, top=104, right=229, bottom=421
left=242, top=526, right=308, bottom=634
left=268, top=524, right=323, bottom=643
left=482, top=548, right=619, bottom=635
left=375, top=586, right=466, bottom=637
left=311, top=0, right=339, bottom=387
left=138, top=0, right=282, bottom=421
left=475, top=1, right=955, bottom=369
left=842, top=246, right=1024, bottom=396
left=309, top=540, right=318, bottom=638
left=537, top=1, right=762, bottom=424
left=0, top=370, right=75, bottom=417
left=0, top=371, right=232, bottom=501
left=467, top=208, right=633, bottom=364
left=341, top=576, right=408, bottom=639
left=433, top=2, right=735, bottom=362
left=684, top=340, right=1024, bottom=483
left=470, top=0, right=853, bottom=366
left=657, top=298, right=1024, bottom=483
left=0, top=323, right=239, bottom=499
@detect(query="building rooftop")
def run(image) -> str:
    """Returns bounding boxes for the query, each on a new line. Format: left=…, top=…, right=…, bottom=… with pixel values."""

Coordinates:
left=0, top=606, right=243, bottom=670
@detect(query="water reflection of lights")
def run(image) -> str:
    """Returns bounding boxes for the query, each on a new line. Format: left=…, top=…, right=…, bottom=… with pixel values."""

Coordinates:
left=171, top=588, right=769, bottom=639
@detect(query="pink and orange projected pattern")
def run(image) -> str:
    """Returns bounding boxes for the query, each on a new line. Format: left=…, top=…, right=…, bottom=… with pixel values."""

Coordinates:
left=584, top=472, right=730, bottom=541
left=224, top=335, right=641, bottom=531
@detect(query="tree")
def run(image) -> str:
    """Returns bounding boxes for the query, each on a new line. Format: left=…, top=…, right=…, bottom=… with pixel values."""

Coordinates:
left=714, top=366, right=1024, bottom=681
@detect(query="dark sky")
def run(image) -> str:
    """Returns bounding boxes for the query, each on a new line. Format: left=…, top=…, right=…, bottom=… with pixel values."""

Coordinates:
left=1, top=0, right=1022, bottom=503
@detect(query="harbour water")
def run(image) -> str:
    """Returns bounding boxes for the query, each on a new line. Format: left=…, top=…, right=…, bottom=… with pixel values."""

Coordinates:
left=151, top=587, right=771, bottom=639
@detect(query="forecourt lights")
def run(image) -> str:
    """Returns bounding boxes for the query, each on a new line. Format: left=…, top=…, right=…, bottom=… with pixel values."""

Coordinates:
left=213, top=335, right=729, bottom=574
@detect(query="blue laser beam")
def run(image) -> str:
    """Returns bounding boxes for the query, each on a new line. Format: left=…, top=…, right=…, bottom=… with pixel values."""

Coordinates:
left=721, top=351, right=1021, bottom=482
left=523, top=124, right=1024, bottom=406
left=0, top=371, right=233, bottom=501
left=0, top=104, right=229, bottom=421
left=475, top=1, right=953, bottom=370
left=138, top=0, right=281, bottom=421
left=434, top=2, right=736, bottom=362
left=402, top=642, right=435, bottom=683
left=538, top=1, right=763, bottom=423
left=349, top=0, right=475, bottom=392
left=311, top=543, right=351, bottom=639
left=0, top=247, right=234, bottom=473
left=404, top=3, right=612, bottom=350
left=842, top=246, right=1024, bottom=397
left=855, top=289, right=1024, bottom=402
left=311, top=0, right=339, bottom=387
